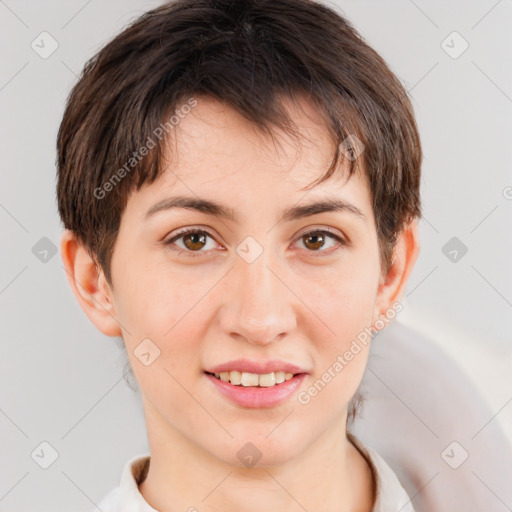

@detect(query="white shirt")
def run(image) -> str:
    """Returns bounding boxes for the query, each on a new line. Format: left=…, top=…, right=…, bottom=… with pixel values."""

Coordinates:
left=93, top=433, right=415, bottom=512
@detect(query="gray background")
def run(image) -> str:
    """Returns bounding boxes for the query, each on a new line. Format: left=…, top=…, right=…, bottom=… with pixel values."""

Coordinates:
left=1, top=1, right=511, bottom=510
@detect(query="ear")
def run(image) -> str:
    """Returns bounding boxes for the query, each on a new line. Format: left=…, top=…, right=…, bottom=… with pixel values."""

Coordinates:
left=60, top=229, right=122, bottom=337
left=373, top=218, right=420, bottom=322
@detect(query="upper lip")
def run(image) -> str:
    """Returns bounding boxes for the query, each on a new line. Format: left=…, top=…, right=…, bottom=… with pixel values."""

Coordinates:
left=205, top=358, right=308, bottom=375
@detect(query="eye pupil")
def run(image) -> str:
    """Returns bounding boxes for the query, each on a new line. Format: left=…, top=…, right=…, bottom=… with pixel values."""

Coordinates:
left=304, top=232, right=325, bottom=250
left=184, top=232, right=207, bottom=250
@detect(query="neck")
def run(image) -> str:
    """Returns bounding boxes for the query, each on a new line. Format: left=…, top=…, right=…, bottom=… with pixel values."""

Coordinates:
left=138, top=399, right=374, bottom=512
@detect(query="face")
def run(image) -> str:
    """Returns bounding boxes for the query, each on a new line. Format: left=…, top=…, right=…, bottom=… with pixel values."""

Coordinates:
left=107, top=96, right=388, bottom=467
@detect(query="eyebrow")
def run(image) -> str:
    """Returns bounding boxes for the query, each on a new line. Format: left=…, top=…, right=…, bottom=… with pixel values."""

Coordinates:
left=144, top=195, right=366, bottom=223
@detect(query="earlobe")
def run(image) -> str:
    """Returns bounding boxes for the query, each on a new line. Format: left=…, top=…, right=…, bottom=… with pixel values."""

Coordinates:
left=59, top=229, right=122, bottom=337
left=373, top=218, right=420, bottom=320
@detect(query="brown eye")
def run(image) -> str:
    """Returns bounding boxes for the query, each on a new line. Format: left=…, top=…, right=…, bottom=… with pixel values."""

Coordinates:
left=182, top=232, right=207, bottom=251
left=165, top=228, right=218, bottom=256
left=303, top=232, right=326, bottom=250
left=298, top=230, right=345, bottom=253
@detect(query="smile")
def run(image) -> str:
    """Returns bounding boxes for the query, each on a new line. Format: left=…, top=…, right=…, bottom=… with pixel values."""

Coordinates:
left=206, top=370, right=295, bottom=387
left=204, top=371, right=307, bottom=408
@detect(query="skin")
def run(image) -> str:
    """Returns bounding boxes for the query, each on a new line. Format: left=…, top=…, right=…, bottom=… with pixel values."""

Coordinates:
left=60, top=96, right=419, bottom=511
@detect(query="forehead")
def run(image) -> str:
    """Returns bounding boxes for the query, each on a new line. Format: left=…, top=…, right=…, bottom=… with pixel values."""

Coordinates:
left=127, top=95, right=372, bottom=218
left=170, top=96, right=333, bottom=179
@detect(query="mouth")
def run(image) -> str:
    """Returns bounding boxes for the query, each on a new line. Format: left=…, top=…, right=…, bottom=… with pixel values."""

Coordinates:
left=205, top=370, right=296, bottom=388
left=203, top=360, right=308, bottom=408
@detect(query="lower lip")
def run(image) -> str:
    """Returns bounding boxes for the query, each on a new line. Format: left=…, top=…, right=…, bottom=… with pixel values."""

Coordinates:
left=205, top=372, right=307, bottom=408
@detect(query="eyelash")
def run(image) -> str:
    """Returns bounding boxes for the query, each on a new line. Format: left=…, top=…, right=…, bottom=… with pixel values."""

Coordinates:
left=163, top=227, right=346, bottom=258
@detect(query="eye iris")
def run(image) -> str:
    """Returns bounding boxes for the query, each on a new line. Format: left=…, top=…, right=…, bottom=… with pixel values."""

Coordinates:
left=304, top=232, right=325, bottom=250
left=183, top=232, right=207, bottom=250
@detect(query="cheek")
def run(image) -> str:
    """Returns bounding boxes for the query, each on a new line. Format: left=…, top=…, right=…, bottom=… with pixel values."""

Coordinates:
left=293, top=255, right=379, bottom=403
left=117, top=279, right=208, bottom=427
left=311, top=286, right=374, bottom=391
left=114, top=255, right=206, bottom=338
left=295, top=276, right=376, bottom=419
left=115, top=268, right=196, bottom=370
left=296, top=343, right=370, bottom=435
left=297, top=254, right=380, bottom=344
left=113, top=263, right=218, bottom=388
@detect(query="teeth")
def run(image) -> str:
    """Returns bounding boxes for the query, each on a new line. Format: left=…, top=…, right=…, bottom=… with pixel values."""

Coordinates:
left=275, top=371, right=286, bottom=384
left=212, top=371, right=296, bottom=387
left=258, top=373, right=275, bottom=387
left=241, top=372, right=259, bottom=386
left=229, top=371, right=242, bottom=385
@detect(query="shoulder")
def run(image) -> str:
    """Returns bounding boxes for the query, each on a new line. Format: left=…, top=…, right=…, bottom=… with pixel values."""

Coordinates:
left=348, top=433, right=416, bottom=512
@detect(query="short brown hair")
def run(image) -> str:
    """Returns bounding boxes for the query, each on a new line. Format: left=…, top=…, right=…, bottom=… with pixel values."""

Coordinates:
left=56, top=0, right=422, bottom=287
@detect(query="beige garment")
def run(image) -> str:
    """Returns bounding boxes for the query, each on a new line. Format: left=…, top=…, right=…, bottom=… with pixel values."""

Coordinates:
left=351, top=318, right=512, bottom=512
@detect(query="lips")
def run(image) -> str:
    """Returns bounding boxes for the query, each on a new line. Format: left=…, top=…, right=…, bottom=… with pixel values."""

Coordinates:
left=203, top=358, right=309, bottom=408
left=205, top=372, right=307, bottom=408
left=205, top=358, right=306, bottom=375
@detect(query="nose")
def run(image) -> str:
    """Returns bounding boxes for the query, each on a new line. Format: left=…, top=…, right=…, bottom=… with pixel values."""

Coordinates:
left=219, top=249, right=297, bottom=346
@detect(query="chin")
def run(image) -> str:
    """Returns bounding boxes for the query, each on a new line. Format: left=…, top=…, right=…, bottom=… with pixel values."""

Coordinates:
left=208, top=430, right=308, bottom=469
